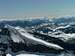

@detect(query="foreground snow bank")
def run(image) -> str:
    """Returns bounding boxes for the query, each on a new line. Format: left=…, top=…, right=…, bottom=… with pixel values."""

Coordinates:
left=6, top=53, right=44, bottom=56
left=17, top=54, right=44, bottom=56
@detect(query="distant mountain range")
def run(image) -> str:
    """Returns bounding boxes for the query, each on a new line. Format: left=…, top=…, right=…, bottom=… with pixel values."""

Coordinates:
left=0, top=16, right=75, bottom=56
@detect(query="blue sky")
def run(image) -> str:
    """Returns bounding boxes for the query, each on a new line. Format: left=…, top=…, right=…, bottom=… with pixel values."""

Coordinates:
left=0, top=0, right=75, bottom=17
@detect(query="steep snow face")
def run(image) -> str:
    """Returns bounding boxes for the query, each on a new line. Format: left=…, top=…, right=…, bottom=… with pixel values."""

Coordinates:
left=10, top=31, right=25, bottom=43
left=6, top=25, right=63, bottom=50
left=5, top=25, right=25, bottom=43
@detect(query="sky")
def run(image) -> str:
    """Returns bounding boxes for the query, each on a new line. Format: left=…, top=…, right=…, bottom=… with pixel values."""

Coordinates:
left=0, top=0, right=75, bottom=17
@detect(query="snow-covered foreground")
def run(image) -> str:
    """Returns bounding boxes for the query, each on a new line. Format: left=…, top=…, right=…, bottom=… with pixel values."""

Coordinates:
left=16, top=54, right=44, bottom=56
left=6, top=53, right=45, bottom=56
left=6, top=53, right=75, bottom=56
left=7, top=53, right=65, bottom=56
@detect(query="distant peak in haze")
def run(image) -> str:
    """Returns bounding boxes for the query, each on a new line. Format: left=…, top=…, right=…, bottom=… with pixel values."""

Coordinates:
left=0, top=15, right=75, bottom=21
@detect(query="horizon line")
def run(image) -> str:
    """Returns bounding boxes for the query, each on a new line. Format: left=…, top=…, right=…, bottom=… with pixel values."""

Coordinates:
left=0, top=15, right=75, bottom=19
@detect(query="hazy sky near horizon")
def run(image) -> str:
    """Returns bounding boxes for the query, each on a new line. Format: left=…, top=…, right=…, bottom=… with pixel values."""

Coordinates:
left=0, top=0, right=75, bottom=17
